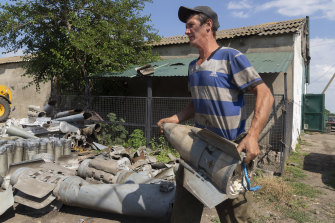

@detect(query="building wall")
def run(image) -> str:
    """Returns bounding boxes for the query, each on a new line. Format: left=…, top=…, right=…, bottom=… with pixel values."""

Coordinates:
left=291, top=33, right=304, bottom=150
left=0, top=62, right=51, bottom=119
left=153, top=34, right=295, bottom=99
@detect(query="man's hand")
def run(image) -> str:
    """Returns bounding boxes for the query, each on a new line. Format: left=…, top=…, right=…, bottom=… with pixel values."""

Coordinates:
left=157, top=115, right=179, bottom=134
left=237, top=134, right=260, bottom=164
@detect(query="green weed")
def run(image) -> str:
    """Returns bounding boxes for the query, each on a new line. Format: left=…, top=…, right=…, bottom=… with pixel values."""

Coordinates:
left=97, top=113, right=128, bottom=147
left=211, top=217, right=220, bottom=223
left=123, top=129, right=146, bottom=149
left=150, top=136, right=179, bottom=163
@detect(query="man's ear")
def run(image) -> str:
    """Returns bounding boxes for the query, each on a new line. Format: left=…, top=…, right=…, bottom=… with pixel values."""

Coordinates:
left=206, top=19, right=213, bottom=28
left=206, top=19, right=213, bottom=32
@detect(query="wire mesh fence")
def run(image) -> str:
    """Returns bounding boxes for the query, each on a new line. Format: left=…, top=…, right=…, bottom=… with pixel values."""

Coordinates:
left=55, top=94, right=287, bottom=173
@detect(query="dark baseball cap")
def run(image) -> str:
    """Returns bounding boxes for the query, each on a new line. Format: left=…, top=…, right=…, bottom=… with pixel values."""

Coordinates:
left=178, top=6, right=220, bottom=29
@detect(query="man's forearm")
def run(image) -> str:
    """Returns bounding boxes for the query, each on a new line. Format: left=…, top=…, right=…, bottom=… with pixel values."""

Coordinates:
left=176, top=101, right=195, bottom=123
left=248, top=83, right=274, bottom=138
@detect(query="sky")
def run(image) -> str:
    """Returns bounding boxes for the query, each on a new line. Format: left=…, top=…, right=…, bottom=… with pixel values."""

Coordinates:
left=1, top=0, right=335, bottom=112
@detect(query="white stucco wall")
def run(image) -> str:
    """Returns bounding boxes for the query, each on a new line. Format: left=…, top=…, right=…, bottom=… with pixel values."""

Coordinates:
left=291, top=33, right=304, bottom=150
left=0, top=61, right=51, bottom=119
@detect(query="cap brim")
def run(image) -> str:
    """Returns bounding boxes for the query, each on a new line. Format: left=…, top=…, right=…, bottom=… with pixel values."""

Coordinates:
left=178, top=6, right=200, bottom=23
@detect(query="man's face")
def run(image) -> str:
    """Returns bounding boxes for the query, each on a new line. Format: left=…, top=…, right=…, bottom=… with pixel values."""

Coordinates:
left=185, top=14, right=208, bottom=48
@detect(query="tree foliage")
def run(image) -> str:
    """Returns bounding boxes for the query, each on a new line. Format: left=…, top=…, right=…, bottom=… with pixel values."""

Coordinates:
left=0, top=0, right=160, bottom=92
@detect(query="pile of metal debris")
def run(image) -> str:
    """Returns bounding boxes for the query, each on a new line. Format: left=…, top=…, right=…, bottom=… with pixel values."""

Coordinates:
left=0, top=102, right=254, bottom=221
left=0, top=104, right=176, bottom=219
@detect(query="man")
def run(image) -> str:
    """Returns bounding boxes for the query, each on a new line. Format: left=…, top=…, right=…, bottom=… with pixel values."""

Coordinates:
left=157, top=6, right=274, bottom=223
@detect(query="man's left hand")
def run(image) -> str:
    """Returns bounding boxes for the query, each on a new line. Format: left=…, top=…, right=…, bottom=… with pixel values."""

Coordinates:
left=237, top=134, right=260, bottom=164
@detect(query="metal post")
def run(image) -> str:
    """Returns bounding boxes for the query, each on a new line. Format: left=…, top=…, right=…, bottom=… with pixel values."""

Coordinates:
left=145, top=77, right=152, bottom=147
left=85, top=76, right=90, bottom=111
left=50, top=75, right=54, bottom=99
left=280, top=72, right=288, bottom=175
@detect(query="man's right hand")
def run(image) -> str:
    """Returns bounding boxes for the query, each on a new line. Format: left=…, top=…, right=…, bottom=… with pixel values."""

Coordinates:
left=157, top=115, right=179, bottom=134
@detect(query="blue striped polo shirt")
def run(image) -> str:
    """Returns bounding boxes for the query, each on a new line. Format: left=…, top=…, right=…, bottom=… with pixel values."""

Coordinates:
left=188, top=47, right=263, bottom=140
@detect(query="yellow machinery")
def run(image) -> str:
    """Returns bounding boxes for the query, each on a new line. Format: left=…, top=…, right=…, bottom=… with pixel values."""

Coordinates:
left=0, top=85, right=12, bottom=122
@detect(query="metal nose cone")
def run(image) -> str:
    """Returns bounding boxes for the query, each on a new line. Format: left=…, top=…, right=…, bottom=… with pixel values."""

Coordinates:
left=162, top=123, right=205, bottom=163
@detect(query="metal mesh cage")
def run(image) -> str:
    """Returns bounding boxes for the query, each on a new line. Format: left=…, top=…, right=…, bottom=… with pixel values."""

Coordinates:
left=55, top=94, right=287, bottom=173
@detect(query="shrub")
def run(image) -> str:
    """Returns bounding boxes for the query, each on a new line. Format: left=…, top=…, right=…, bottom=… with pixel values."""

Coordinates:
left=97, top=113, right=128, bottom=147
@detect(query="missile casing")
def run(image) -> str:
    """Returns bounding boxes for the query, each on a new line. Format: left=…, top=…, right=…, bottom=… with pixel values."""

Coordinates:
left=163, top=123, right=244, bottom=208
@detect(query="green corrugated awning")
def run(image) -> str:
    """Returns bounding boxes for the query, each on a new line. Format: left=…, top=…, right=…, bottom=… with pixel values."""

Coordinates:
left=91, top=57, right=196, bottom=78
left=91, top=51, right=293, bottom=78
left=245, top=51, right=293, bottom=74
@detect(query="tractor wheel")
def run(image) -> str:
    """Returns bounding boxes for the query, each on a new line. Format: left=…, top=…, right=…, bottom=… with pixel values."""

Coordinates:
left=0, top=97, right=10, bottom=122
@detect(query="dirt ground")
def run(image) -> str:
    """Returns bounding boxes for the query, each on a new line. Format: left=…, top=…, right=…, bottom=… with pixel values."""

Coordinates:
left=1, top=132, right=334, bottom=223
left=295, top=132, right=335, bottom=222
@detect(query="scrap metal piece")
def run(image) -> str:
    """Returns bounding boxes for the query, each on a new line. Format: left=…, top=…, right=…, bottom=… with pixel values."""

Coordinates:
left=92, top=142, right=108, bottom=151
left=5, top=125, right=38, bottom=139
left=54, top=176, right=175, bottom=218
left=77, top=159, right=115, bottom=183
left=28, top=105, right=41, bottom=112
left=14, top=175, right=56, bottom=199
left=27, top=110, right=46, bottom=118
left=89, top=157, right=130, bottom=175
left=59, top=121, right=80, bottom=134
left=0, top=145, right=8, bottom=176
left=53, top=112, right=92, bottom=122
left=7, top=159, right=45, bottom=177
left=14, top=190, right=56, bottom=209
left=53, top=109, right=83, bottom=119
left=43, top=100, right=56, bottom=116
left=153, top=167, right=175, bottom=181
left=32, top=153, right=54, bottom=162
left=136, top=64, right=154, bottom=76
left=115, top=170, right=151, bottom=184
left=0, top=185, right=14, bottom=216
left=13, top=140, right=24, bottom=163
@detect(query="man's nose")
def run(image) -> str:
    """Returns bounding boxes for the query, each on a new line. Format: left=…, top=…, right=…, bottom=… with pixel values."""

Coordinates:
left=185, top=28, right=190, bottom=35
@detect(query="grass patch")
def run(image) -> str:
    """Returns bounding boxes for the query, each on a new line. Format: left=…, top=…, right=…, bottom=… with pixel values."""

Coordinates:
left=253, top=176, right=314, bottom=222
left=285, top=166, right=306, bottom=180
left=280, top=206, right=311, bottom=223
left=286, top=149, right=308, bottom=168
left=252, top=137, right=322, bottom=222
left=253, top=215, right=273, bottom=223
left=211, top=217, right=220, bottom=223
left=289, top=182, right=321, bottom=198
left=254, top=177, right=293, bottom=203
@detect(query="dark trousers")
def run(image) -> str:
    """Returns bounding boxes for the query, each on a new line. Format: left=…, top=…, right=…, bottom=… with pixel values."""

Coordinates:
left=170, top=166, right=253, bottom=223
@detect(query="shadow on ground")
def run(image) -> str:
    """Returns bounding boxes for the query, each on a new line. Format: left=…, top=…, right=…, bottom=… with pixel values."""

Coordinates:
left=303, top=152, right=335, bottom=188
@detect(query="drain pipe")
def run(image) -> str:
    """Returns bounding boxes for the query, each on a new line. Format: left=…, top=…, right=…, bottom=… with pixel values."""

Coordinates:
left=54, top=176, right=175, bottom=218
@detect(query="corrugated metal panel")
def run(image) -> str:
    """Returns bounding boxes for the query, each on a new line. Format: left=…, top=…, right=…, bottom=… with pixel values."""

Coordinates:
left=152, top=18, right=306, bottom=46
left=93, top=57, right=195, bottom=78
left=246, top=51, right=293, bottom=74
left=93, top=51, right=293, bottom=78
